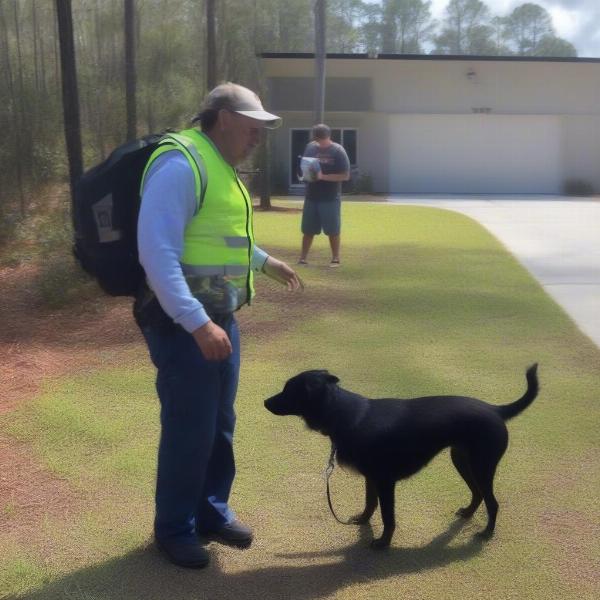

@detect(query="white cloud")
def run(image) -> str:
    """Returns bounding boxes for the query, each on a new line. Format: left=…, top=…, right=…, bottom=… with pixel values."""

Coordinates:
left=430, top=0, right=519, bottom=20
left=549, top=7, right=581, bottom=39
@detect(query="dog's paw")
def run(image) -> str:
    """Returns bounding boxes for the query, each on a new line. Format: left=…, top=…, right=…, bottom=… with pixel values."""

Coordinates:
left=456, top=507, right=476, bottom=519
left=475, top=528, right=494, bottom=541
left=370, top=537, right=391, bottom=551
left=349, top=513, right=371, bottom=525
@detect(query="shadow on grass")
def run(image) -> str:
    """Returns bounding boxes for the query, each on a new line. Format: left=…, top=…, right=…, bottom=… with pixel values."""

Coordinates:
left=16, top=519, right=484, bottom=600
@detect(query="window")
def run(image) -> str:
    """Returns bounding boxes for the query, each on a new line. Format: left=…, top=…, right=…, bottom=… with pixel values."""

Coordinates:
left=333, top=129, right=357, bottom=167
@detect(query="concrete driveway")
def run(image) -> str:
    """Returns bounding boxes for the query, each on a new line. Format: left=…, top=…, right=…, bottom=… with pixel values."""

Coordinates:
left=387, top=196, right=600, bottom=348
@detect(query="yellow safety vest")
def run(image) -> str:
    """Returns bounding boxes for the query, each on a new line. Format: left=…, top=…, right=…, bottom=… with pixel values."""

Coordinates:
left=141, top=128, right=255, bottom=314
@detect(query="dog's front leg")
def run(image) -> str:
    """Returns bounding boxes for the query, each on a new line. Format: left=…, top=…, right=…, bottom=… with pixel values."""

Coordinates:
left=371, top=480, right=395, bottom=549
left=349, top=477, right=378, bottom=524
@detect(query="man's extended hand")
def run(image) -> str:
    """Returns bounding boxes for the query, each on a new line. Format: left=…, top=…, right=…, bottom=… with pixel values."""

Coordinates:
left=262, top=256, right=304, bottom=291
left=192, top=320, right=232, bottom=361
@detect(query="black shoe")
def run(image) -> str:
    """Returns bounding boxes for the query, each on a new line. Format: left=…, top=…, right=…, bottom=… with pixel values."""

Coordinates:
left=156, top=535, right=210, bottom=568
left=198, top=519, right=253, bottom=548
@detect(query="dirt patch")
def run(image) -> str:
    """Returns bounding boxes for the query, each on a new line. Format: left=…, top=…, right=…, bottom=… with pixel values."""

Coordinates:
left=539, top=507, right=600, bottom=586
left=537, top=450, right=600, bottom=587
left=0, top=264, right=142, bottom=413
left=0, top=262, right=145, bottom=554
left=0, top=433, right=78, bottom=543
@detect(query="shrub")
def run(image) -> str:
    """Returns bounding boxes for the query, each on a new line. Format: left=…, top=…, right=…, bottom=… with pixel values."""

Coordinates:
left=271, top=161, right=291, bottom=195
left=563, top=179, right=594, bottom=196
left=34, top=198, right=99, bottom=308
left=343, top=169, right=373, bottom=194
left=37, top=253, right=99, bottom=309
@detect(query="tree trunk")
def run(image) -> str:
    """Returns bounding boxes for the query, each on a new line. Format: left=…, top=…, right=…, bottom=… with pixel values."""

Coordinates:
left=0, top=2, right=13, bottom=97
left=381, top=1, right=397, bottom=53
left=146, top=95, right=155, bottom=134
left=53, top=3, right=60, bottom=84
left=12, top=0, right=26, bottom=215
left=217, top=0, right=228, bottom=81
left=109, top=0, right=118, bottom=82
left=94, top=0, right=106, bottom=158
left=259, top=137, right=272, bottom=210
left=0, top=1, right=20, bottom=212
left=124, top=0, right=137, bottom=141
left=38, top=1, right=48, bottom=96
left=55, top=0, right=84, bottom=197
left=32, top=0, right=41, bottom=92
left=206, top=0, right=216, bottom=89
left=314, top=0, right=326, bottom=124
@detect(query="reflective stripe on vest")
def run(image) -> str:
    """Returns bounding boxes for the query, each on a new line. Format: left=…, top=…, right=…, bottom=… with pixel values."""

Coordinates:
left=181, top=264, right=249, bottom=277
left=140, top=134, right=208, bottom=213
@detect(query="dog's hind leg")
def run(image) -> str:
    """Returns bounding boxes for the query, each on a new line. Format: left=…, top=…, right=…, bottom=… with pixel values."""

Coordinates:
left=470, top=457, right=501, bottom=539
left=450, top=447, right=482, bottom=518
left=350, top=477, right=378, bottom=524
left=371, top=480, right=396, bottom=549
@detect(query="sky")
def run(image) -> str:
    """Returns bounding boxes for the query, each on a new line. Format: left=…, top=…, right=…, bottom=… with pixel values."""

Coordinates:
left=428, top=0, right=600, bottom=57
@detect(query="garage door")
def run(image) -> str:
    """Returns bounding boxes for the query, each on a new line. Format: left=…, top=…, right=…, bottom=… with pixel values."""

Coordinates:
left=389, top=114, right=561, bottom=194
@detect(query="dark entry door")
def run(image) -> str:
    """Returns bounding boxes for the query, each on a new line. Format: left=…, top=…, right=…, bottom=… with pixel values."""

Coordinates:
left=290, top=129, right=310, bottom=185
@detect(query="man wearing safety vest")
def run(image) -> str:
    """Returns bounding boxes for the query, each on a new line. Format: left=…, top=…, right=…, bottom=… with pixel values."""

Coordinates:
left=137, top=82, right=302, bottom=568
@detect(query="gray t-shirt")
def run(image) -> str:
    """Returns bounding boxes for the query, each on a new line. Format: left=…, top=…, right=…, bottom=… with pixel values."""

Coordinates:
left=303, top=141, right=350, bottom=202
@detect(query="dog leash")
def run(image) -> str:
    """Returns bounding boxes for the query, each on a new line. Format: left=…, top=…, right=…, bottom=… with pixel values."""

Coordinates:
left=325, top=443, right=353, bottom=525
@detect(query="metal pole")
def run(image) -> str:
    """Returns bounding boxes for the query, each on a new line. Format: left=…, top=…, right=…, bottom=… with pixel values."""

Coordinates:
left=314, top=0, right=326, bottom=124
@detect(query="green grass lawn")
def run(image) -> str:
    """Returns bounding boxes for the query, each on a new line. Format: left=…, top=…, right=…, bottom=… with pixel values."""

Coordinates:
left=1, top=201, right=599, bottom=599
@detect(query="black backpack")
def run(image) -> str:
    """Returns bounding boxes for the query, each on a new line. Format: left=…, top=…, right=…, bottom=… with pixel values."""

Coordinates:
left=72, top=133, right=206, bottom=297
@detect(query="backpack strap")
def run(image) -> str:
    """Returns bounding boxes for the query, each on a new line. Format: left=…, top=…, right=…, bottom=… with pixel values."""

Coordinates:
left=140, top=133, right=208, bottom=214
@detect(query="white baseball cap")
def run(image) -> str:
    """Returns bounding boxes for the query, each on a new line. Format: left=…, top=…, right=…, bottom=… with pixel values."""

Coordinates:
left=195, top=82, right=282, bottom=129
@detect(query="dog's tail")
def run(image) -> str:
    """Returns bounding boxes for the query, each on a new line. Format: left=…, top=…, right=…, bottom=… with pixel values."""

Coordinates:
left=495, top=363, right=539, bottom=421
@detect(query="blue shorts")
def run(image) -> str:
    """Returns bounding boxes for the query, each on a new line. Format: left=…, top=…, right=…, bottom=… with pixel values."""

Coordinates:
left=301, top=198, right=341, bottom=236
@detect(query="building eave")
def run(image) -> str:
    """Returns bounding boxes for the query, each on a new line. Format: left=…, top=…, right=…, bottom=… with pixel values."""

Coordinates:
left=259, top=52, right=600, bottom=64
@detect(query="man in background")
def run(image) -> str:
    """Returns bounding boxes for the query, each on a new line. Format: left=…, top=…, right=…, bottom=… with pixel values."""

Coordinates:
left=298, top=123, right=350, bottom=267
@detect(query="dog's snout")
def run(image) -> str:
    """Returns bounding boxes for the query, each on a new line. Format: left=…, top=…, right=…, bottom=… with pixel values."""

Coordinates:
left=264, top=395, right=277, bottom=413
left=264, top=392, right=286, bottom=415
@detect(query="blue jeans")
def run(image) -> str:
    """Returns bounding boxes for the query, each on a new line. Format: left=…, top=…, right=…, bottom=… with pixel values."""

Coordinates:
left=142, top=316, right=239, bottom=541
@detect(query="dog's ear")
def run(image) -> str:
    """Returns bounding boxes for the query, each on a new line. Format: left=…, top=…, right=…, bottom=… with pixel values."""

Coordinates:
left=325, top=373, right=339, bottom=385
left=307, top=370, right=339, bottom=390
left=300, top=371, right=339, bottom=434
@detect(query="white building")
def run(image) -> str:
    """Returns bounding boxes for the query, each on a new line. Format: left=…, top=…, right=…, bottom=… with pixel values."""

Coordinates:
left=261, top=53, right=600, bottom=195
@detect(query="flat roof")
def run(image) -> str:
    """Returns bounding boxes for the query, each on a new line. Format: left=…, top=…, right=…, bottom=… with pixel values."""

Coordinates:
left=260, top=52, right=600, bottom=64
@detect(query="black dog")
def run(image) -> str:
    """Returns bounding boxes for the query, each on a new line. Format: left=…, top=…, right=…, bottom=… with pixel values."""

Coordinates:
left=265, top=364, right=538, bottom=548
